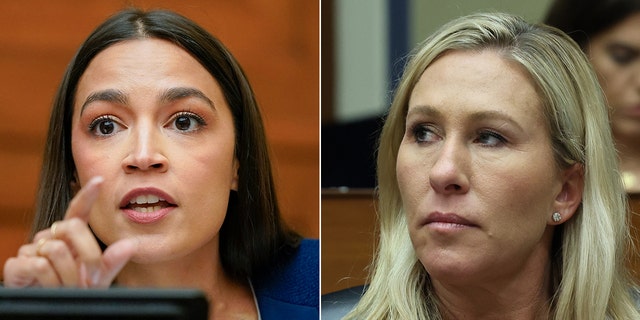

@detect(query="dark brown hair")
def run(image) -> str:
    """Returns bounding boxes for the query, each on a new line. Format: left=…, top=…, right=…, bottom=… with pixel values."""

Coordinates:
left=544, top=0, right=640, bottom=49
left=31, top=8, right=300, bottom=281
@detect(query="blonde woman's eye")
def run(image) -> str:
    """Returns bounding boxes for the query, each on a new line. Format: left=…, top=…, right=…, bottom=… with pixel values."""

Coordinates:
left=412, top=124, right=439, bottom=143
left=475, top=130, right=506, bottom=147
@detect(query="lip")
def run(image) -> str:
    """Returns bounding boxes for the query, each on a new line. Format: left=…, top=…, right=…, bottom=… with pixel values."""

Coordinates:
left=422, top=211, right=478, bottom=228
left=119, top=187, right=177, bottom=224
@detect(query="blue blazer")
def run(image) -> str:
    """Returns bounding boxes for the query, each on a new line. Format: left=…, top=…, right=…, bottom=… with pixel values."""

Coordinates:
left=253, top=239, right=319, bottom=319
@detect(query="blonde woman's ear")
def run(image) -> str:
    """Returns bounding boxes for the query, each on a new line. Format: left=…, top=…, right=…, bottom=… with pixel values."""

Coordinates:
left=552, top=163, right=584, bottom=223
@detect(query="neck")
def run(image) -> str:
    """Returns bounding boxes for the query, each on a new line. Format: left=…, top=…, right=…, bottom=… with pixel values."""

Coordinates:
left=115, top=239, right=257, bottom=319
left=435, top=280, right=551, bottom=320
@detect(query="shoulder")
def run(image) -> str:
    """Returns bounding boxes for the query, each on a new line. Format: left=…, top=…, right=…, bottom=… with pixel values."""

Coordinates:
left=253, top=238, right=319, bottom=319
left=321, top=285, right=366, bottom=320
left=633, top=287, right=640, bottom=310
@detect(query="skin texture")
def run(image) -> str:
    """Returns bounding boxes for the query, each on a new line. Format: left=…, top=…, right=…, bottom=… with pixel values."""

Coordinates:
left=4, top=39, right=256, bottom=319
left=396, top=49, right=583, bottom=319
left=3, top=177, right=135, bottom=288
left=587, top=12, right=640, bottom=191
left=72, top=39, right=238, bottom=267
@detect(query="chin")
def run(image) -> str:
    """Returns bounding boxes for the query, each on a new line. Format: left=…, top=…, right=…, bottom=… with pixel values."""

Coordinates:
left=126, top=235, right=181, bottom=263
left=129, top=247, right=179, bottom=265
left=419, top=252, right=483, bottom=284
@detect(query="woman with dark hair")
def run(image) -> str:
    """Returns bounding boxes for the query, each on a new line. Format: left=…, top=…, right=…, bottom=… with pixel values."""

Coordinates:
left=546, top=0, right=640, bottom=192
left=2, top=8, right=318, bottom=319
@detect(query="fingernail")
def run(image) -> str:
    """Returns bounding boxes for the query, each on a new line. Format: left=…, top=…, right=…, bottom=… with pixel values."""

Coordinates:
left=79, top=263, right=88, bottom=287
left=87, top=176, right=104, bottom=187
left=91, top=270, right=102, bottom=286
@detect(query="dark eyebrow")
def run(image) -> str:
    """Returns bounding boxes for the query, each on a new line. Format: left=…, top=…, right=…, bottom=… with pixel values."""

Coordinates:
left=159, top=87, right=215, bottom=110
left=81, top=89, right=128, bottom=115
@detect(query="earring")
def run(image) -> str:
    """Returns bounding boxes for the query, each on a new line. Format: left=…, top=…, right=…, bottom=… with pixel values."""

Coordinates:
left=552, top=212, right=562, bottom=222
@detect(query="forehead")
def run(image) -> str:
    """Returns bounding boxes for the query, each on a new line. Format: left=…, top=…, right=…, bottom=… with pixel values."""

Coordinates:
left=74, top=38, right=225, bottom=106
left=408, top=49, right=543, bottom=122
left=78, top=38, right=208, bottom=83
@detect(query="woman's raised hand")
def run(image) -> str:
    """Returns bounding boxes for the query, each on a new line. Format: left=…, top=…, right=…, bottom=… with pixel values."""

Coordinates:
left=3, top=177, right=137, bottom=288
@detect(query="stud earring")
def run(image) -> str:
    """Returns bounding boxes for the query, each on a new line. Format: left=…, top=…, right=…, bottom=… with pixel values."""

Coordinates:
left=552, top=212, right=562, bottom=222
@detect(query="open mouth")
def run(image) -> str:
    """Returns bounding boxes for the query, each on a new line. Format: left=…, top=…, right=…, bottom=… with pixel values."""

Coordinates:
left=122, top=194, right=177, bottom=213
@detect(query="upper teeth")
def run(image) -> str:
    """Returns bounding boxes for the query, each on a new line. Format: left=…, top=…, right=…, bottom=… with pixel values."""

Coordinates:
left=129, top=195, right=165, bottom=205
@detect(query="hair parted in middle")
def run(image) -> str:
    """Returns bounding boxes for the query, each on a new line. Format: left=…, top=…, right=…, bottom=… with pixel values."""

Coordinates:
left=31, top=8, right=300, bottom=283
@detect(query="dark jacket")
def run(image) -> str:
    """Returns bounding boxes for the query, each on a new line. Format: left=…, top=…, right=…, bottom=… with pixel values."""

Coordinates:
left=253, top=239, right=319, bottom=319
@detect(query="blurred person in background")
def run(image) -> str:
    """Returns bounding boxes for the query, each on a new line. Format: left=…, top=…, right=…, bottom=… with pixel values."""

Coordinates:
left=546, top=0, right=640, bottom=192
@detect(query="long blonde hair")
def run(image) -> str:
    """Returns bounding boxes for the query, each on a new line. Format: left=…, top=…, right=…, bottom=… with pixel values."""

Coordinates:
left=346, top=12, right=638, bottom=319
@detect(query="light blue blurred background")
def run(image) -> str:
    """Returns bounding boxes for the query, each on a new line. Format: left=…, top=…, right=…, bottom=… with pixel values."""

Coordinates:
left=329, top=0, right=553, bottom=122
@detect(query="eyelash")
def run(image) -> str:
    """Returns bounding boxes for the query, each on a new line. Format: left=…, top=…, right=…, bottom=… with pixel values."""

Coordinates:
left=88, top=115, right=120, bottom=136
left=169, top=111, right=207, bottom=131
left=87, top=110, right=207, bottom=136
left=409, top=124, right=507, bottom=147
left=475, top=129, right=507, bottom=147
left=411, top=124, right=438, bottom=143
left=174, top=111, right=205, bottom=122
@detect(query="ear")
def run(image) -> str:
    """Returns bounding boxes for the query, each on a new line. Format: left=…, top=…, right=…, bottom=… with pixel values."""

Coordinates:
left=550, top=163, right=584, bottom=225
left=70, top=172, right=81, bottom=196
left=231, top=158, right=239, bottom=191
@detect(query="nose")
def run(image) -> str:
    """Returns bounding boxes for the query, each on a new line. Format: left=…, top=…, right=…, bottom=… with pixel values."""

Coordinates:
left=121, top=125, right=168, bottom=173
left=428, top=139, right=469, bottom=194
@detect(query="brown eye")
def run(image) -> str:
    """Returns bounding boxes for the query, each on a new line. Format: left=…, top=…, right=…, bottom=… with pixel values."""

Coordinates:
left=99, top=121, right=115, bottom=135
left=175, top=116, right=192, bottom=131
left=89, top=115, right=122, bottom=136
left=169, top=112, right=206, bottom=132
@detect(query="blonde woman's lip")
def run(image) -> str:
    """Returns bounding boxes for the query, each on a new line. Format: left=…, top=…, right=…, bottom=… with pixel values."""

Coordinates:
left=423, top=211, right=478, bottom=228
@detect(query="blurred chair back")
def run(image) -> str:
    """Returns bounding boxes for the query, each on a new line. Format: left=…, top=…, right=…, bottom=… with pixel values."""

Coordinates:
left=321, top=188, right=377, bottom=294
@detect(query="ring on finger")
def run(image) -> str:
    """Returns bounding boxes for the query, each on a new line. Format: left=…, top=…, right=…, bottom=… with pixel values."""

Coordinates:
left=51, top=221, right=59, bottom=238
left=36, top=238, right=47, bottom=255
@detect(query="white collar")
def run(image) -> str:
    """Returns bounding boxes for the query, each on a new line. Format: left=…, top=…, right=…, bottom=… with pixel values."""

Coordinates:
left=248, top=278, right=262, bottom=320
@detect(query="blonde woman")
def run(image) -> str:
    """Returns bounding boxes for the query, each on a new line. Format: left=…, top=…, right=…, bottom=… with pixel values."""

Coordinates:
left=331, top=12, right=639, bottom=319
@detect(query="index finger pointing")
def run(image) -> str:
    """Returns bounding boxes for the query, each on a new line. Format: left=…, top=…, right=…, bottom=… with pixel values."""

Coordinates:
left=64, top=176, right=104, bottom=222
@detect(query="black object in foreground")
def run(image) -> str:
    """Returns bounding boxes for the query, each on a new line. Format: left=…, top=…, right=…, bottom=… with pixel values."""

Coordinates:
left=0, top=287, right=208, bottom=319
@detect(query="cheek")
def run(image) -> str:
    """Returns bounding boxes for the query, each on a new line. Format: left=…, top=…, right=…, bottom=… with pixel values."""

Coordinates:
left=483, top=163, right=556, bottom=223
left=396, top=147, right=426, bottom=216
left=396, top=154, right=410, bottom=195
left=72, top=142, right=119, bottom=188
left=182, top=144, right=237, bottom=193
left=71, top=131, right=101, bottom=182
